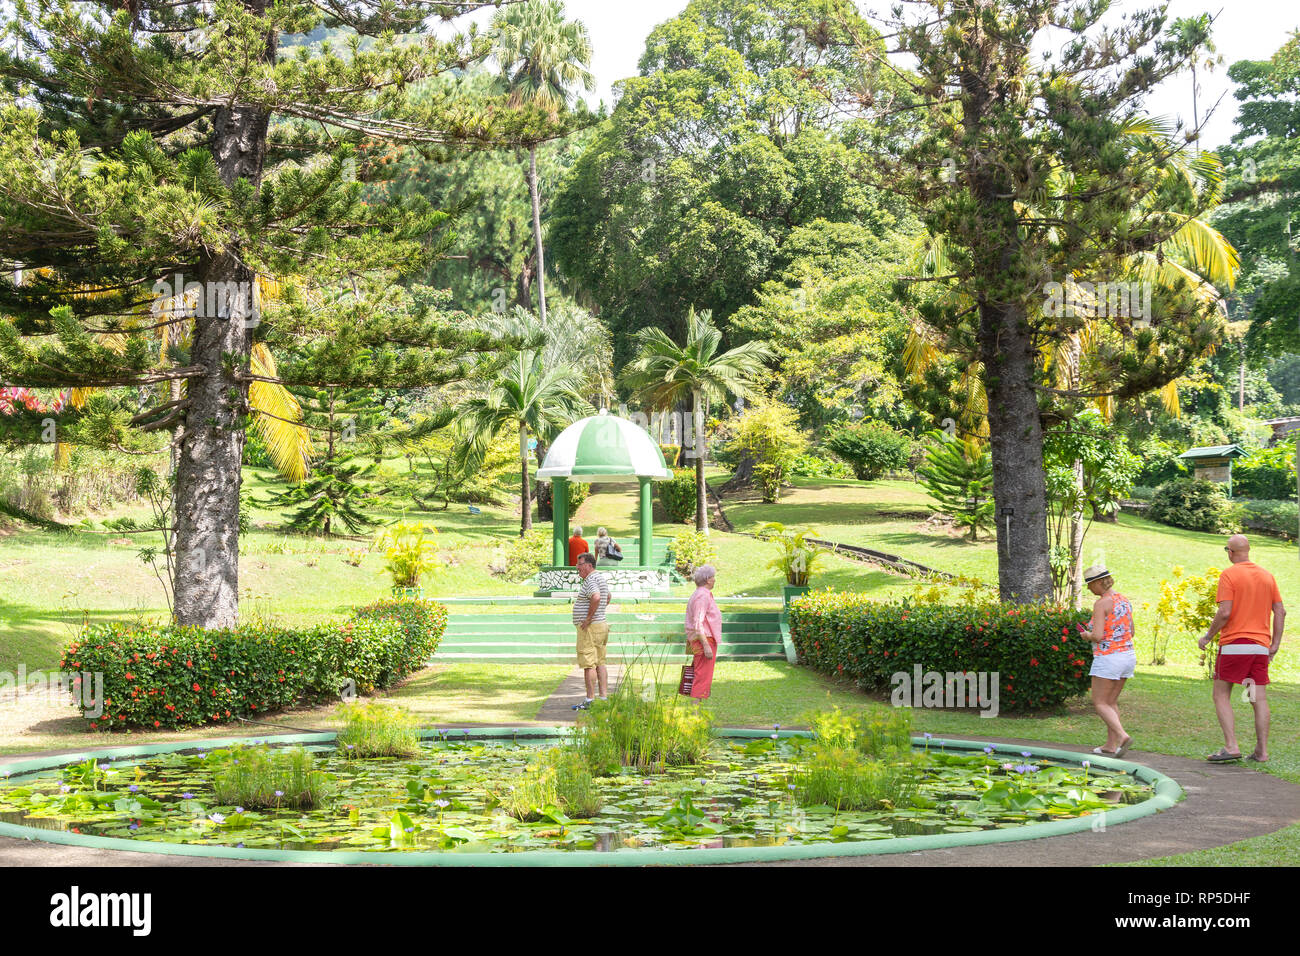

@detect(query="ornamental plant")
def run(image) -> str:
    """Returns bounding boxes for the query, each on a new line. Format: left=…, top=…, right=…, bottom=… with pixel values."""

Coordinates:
left=758, top=522, right=826, bottom=586
left=788, top=592, right=1091, bottom=713
left=824, top=420, right=913, bottom=481
left=669, top=530, right=717, bottom=577
left=376, top=521, right=441, bottom=589
left=659, top=469, right=698, bottom=524
left=210, top=745, right=335, bottom=811
left=1143, top=566, right=1221, bottom=668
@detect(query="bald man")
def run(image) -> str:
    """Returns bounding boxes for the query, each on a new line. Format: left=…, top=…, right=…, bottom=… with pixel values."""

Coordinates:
left=1198, top=535, right=1285, bottom=762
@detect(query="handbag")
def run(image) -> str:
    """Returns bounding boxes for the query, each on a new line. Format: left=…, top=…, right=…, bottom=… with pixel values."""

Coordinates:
left=677, top=663, right=695, bottom=696
left=607, top=540, right=624, bottom=561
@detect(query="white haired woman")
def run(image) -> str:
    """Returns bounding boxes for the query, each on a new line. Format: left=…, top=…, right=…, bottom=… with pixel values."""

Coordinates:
left=685, top=564, right=721, bottom=699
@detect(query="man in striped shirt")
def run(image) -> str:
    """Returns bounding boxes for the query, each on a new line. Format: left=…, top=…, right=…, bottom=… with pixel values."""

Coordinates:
left=572, top=553, right=610, bottom=711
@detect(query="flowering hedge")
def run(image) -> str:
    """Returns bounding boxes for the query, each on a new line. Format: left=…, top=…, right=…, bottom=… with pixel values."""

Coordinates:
left=788, top=591, right=1092, bottom=712
left=60, top=599, right=447, bottom=731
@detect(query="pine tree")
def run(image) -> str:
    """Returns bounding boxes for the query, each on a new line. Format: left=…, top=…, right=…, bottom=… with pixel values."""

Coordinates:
left=263, top=385, right=385, bottom=534
left=919, top=436, right=993, bottom=542
left=0, top=2, right=544, bottom=627
left=846, top=0, right=1224, bottom=599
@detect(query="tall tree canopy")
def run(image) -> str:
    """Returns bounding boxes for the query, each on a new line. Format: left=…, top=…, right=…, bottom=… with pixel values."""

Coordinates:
left=0, top=0, right=545, bottom=628
left=548, top=0, right=907, bottom=364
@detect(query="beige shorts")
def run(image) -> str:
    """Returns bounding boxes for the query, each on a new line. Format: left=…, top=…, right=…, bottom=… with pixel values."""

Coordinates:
left=576, top=621, right=610, bottom=669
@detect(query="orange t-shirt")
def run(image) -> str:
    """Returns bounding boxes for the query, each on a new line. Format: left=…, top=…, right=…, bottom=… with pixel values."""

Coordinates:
left=568, top=535, right=589, bottom=566
left=1216, top=562, right=1282, bottom=647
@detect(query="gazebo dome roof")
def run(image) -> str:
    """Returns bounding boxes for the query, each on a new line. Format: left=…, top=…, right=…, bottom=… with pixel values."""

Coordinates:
left=538, top=410, right=672, bottom=482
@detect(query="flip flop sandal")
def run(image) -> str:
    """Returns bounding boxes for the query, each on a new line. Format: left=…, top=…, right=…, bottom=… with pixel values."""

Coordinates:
left=1207, top=749, right=1243, bottom=762
left=1091, top=746, right=1118, bottom=756
left=1115, top=736, right=1133, bottom=758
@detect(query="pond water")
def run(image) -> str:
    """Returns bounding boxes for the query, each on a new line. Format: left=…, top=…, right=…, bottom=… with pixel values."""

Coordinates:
left=0, top=738, right=1154, bottom=853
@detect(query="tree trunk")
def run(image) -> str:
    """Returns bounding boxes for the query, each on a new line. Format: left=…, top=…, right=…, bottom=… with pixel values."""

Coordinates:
left=519, top=421, right=532, bottom=536
left=1067, top=458, right=1085, bottom=608
left=527, top=146, right=547, bottom=323
left=171, top=92, right=271, bottom=628
left=536, top=440, right=553, bottom=519
left=692, top=388, right=708, bottom=536
left=979, top=299, right=1054, bottom=603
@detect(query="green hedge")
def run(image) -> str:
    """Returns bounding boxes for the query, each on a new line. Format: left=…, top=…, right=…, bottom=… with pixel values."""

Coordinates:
left=60, top=599, right=447, bottom=731
left=659, top=468, right=697, bottom=523
left=788, top=592, right=1091, bottom=712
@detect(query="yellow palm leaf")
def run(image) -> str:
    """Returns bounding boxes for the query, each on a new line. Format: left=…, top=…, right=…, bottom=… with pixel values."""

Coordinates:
left=248, top=343, right=312, bottom=482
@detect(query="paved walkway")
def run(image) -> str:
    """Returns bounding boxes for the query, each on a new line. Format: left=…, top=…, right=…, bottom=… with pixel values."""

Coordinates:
left=534, top=665, right=625, bottom=722
left=1, top=732, right=1296, bottom=867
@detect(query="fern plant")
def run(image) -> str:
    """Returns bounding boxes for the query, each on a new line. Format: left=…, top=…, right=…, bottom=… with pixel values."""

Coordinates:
left=758, top=522, right=826, bottom=586
left=375, top=521, right=440, bottom=590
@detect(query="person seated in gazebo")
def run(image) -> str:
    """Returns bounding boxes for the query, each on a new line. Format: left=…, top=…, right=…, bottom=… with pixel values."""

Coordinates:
left=568, top=525, right=589, bottom=567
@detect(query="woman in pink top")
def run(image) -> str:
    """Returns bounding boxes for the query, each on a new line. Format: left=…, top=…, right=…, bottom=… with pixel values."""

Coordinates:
left=685, top=564, right=721, bottom=699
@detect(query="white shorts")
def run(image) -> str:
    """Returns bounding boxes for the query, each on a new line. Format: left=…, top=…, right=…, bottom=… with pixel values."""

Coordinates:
left=1090, top=649, right=1136, bottom=680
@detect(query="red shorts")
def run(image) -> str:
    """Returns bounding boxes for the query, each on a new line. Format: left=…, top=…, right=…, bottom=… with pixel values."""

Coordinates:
left=1214, top=648, right=1271, bottom=686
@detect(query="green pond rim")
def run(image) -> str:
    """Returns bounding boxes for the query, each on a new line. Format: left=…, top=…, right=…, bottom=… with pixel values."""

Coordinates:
left=0, top=730, right=1183, bottom=866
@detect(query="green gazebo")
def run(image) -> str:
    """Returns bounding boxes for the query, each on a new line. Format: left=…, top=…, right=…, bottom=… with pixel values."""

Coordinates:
left=1177, top=444, right=1247, bottom=497
left=536, top=410, right=673, bottom=594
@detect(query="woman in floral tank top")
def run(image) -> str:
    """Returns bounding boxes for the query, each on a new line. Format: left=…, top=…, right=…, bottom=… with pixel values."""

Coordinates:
left=1078, top=565, right=1136, bottom=757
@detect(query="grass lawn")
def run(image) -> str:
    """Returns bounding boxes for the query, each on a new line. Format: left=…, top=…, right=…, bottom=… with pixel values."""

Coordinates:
left=2, top=467, right=924, bottom=672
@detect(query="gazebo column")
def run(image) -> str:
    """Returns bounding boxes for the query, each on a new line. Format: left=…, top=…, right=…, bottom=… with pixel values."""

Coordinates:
left=552, top=477, right=569, bottom=567
left=638, top=476, right=653, bottom=567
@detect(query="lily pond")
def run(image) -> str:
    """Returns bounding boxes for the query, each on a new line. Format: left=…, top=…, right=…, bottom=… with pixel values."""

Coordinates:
left=0, top=737, right=1155, bottom=854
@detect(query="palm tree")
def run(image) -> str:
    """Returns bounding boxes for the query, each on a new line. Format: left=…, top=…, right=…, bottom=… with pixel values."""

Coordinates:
left=461, top=344, right=591, bottom=536
left=622, top=307, right=774, bottom=536
left=490, top=0, right=594, bottom=325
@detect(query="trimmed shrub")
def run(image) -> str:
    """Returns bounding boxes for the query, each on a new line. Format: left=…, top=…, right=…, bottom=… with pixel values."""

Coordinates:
left=669, top=529, right=718, bottom=576
left=1147, top=478, right=1240, bottom=533
left=659, top=468, right=698, bottom=524
left=61, top=599, right=447, bottom=731
left=659, top=444, right=682, bottom=468
left=788, top=591, right=1091, bottom=713
left=824, top=420, right=913, bottom=480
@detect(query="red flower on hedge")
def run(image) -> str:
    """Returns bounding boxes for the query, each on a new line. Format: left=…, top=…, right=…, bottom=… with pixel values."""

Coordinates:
left=192, top=683, right=201, bottom=692
left=1030, top=659, right=1038, bottom=666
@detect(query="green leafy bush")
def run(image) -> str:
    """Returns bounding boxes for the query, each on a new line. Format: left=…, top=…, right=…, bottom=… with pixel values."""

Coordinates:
left=335, top=701, right=421, bottom=758
left=61, top=600, right=447, bottom=730
left=1233, top=446, right=1296, bottom=501
left=788, top=592, right=1091, bottom=712
left=494, top=527, right=551, bottom=581
left=1238, top=498, right=1299, bottom=539
left=565, top=480, right=591, bottom=512
left=659, top=468, right=698, bottom=523
left=789, top=453, right=855, bottom=479
left=669, top=530, right=717, bottom=576
left=659, top=444, right=682, bottom=468
left=374, top=521, right=440, bottom=589
left=722, top=398, right=807, bottom=502
left=209, top=745, right=335, bottom=810
left=824, top=420, right=913, bottom=480
left=1147, top=478, right=1241, bottom=533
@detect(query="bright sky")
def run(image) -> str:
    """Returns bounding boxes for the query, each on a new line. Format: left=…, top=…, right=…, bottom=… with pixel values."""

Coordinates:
left=464, top=0, right=1298, bottom=149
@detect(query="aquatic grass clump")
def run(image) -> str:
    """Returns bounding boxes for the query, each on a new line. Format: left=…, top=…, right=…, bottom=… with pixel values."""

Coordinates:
left=497, top=748, right=602, bottom=821
left=792, top=745, right=919, bottom=812
left=209, top=746, right=335, bottom=810
left=805, top=706, right=912, bottom=757
left=336, top=702, right=420, bottom=758
left=576, top=670, right=712, bottom=775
